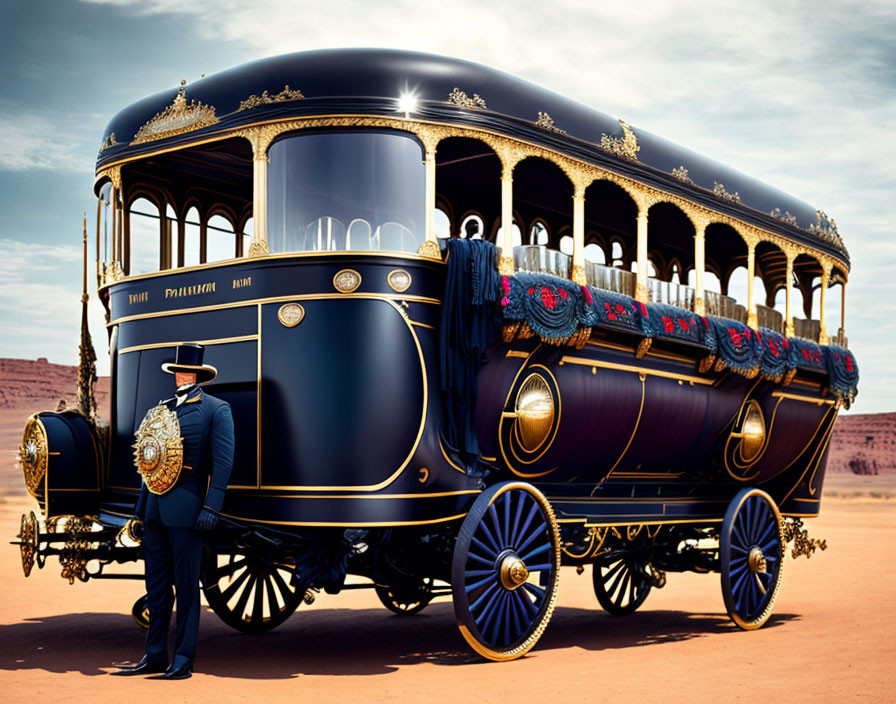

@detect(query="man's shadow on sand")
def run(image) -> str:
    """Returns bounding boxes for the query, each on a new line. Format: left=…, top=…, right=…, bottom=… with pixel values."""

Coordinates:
left=0, top=602, right=798, bottom=679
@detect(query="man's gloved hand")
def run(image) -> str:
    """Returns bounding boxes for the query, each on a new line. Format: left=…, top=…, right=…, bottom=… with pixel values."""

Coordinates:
left=195, top=507, right=218, bottom=531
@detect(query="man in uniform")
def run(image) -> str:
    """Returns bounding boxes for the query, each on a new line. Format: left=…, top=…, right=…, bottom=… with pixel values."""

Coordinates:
left=112, top=343, right=234, bottom=680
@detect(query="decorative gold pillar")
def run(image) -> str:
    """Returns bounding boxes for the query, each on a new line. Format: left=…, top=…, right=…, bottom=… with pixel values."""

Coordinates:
left=424, top=147, right=437, bottom=244
left=240, top=127, right=276, bottom=257
left=499, top=166, right=515, bottom=276
left=693, top=219, right=706, bottom=315
left=819, top=263, right=831, bottom=345
left=746, top=243, right=757, bottom=328
left=636, top=205, right=648, bottom=303
left=785, top=251, right=795, bottom=337
left=572, top=183, right=586, bottom=285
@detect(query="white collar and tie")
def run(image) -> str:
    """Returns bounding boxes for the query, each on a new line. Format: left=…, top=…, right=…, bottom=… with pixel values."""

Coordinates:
left=175, top=383, right=198, bottom=407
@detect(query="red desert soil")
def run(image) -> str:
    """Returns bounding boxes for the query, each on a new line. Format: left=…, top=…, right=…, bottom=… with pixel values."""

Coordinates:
left=0, top=358, right=893, bottom=701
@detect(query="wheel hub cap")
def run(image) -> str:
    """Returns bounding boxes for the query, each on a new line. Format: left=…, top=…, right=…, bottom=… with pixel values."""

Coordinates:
left=499, top=555, right=529, bottom=590
left=747, top=546, right=767, bottom=573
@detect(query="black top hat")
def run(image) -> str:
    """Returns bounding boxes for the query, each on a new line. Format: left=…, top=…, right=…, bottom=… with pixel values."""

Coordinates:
left=161, top=343, right=217, bottom=384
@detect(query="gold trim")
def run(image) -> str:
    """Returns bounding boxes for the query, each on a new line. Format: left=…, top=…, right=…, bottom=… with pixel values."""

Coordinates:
left=439, top=436, right=468, bottom=474
left=408, top=320, right=436, bottom=330
left=505, top=350, right=530, bottom=358
left=771, top=391, right=835, bottom=405
left=119, top=334, right=258, bottom=355
left=219, top=511, right=468, bottom=528
left=506, top=364, right=562, bottom=472
left=599, top=372, right=646, bottom=484
left=98, top=249, right=446, bottom=290
left=108, top=292, right=442, bottom=326
left=333, top=269, right=362, bottom=293
left=559, top=355, right=714, bottom=385
left=387, top=269, right=412, bottom=293
left=224, top=489, right=481, bottom=500
left=251, top=298, right=427, bottom=492
left=237, top=85, right=304, bottom=112
left=416, top=240, right=441, bottom=260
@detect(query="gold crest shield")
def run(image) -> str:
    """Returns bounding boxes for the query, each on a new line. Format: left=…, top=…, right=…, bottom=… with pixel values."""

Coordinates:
left=133, top=404, right=183, bottom=494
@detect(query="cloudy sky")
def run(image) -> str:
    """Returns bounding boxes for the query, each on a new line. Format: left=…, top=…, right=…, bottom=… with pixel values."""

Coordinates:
left=1, top=0, right=893, bottom=413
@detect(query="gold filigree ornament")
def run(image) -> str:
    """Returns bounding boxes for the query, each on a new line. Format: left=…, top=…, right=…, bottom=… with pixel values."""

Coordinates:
left=132, top=79, right=219, bottom=145
left=278, top=302, right=305, bottom=328
left=133, top=404, right=183, bottom=495
left=713, top=182, right=742, bottom=204
left=20, top=415, right=48, bottom=498
left=387, top=269, right=412, bottom=293
left=535, top=112, right=566, bottom=135
left=417, top=240, right=441, bottom=260
left=447, top=87, right=487, bottom=109
left=333, top=269, right=362, bottom=293
left=247, top=239, right=270, bottom=257
left=671, top=166, right=694, bottom=185
left=237, top=85, right=305, bottom=112
left=600, top=119, right=640, bottom=161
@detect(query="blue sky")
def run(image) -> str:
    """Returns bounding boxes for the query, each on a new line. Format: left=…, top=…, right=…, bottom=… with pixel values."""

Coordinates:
left=1, top=0, right=893, bottom=413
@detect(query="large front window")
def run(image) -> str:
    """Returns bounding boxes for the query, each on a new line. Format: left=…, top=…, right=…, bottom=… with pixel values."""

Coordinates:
left=267, top=130, right=425, bottom=254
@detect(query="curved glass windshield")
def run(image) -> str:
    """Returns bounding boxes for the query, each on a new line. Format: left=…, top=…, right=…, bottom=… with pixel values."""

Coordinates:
left=267, top=130, right=425, bottom=254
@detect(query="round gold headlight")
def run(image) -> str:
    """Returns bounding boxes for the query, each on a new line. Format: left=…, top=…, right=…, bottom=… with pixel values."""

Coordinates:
left=20, top=415, right=48, bottom=498
left=515, top=374, right=555, bottom=452
left=737, top=401, right=766, bottom=463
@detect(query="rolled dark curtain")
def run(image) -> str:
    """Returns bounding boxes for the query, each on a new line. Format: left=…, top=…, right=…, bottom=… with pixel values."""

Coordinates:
left=439, top=238, right=500, bottom=461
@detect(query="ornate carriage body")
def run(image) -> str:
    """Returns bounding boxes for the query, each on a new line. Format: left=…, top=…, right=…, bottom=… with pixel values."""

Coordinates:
left=16, top=49, right=855, bottom=660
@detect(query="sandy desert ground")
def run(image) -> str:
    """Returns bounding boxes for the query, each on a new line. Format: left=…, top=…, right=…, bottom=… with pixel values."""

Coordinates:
left=0, top=359, right=894, bottom=701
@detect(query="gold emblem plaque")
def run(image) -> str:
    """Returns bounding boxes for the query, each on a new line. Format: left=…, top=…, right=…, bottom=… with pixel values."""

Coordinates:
left=333, top=269, right=362, bottom=293
left=278, top=302, right=305, bottom=327
left=133, top=404, right=183, bottom=495
left=387, top=269, right=412, bottom=293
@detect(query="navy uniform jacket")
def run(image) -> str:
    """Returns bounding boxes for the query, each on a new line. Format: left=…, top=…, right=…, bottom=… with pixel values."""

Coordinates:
left=135, top=387, right=234, bottom=527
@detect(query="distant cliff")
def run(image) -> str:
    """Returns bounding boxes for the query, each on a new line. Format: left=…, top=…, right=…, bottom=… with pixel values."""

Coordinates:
left=0, top=358, right=109, bottom=413
left=828, top=412, right=896, bottom=474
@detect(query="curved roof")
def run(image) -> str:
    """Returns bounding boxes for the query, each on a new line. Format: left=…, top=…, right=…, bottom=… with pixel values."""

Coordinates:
left=96, top=48, right=848, bottom=267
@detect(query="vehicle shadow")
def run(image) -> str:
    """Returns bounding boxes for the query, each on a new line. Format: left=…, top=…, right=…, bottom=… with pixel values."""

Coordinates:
left=0, top=602, right=800, bottom=679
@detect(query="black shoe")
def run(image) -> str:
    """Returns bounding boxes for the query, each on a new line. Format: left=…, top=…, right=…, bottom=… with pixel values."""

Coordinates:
left=149, top=664, right=192, bottom=680
left=110, top=656, right=167, bottom=676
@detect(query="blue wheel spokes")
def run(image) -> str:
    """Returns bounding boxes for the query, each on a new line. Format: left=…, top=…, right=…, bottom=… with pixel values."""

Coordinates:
left=515, top=519, right=547, bottom=556
left=467, top=551, right=494, bottom=567
left=525, top=563, right=553, bottom=572
left=516, top=504, right=540, bottom=551
left=478, top=518, right=502, bottom=554
left=503, top=493, right=512, bottom=548
left=471, top=536, right=497, bottom=560
left=487, top=504, right=504, bottom=549
left=761, top=537, right=779, bottom=554
left=515, top=588, right=537, bottom=618
left=466, top=574, right=497, bottom=593
left=511, top=492, right=527, bottom=544
left=520, top=542, right=550, bottom=563
left=470, top=581, right=502, bottom=614
left=465, top=568, right=496, bottom=578
left=522, top=581, right=546, bottom=603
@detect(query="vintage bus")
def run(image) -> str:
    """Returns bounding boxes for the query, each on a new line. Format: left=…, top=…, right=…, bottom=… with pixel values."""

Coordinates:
left=17, top=48, right=856, bottom=661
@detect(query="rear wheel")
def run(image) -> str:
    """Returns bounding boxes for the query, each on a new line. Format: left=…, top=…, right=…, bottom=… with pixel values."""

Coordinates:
left=451, top=482, right=560, bottom=661
left=201, top=548, right=303, bottom=633
left=592, top=551, right=653, bottom=615
left=720, top=488, right=784, bottom=630
left=375, top=578, right=434, bottom=616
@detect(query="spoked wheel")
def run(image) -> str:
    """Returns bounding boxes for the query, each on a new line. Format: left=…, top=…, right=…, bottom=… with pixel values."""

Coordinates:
left=720, top=488, right=784, bottom=630
left=201, top=548, right=302, bottom=634
left=592, top=551, right=653, bottom=615
left=131, top=594, right=149, bottom=629
left=375, top=578, right=434, bottom=616
left=452, top=482, right=560, bottom=661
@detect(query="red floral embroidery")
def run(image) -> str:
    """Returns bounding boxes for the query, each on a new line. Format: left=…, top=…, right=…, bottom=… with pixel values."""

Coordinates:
left=663, top=316, right=675, bottom=334
left=559, top=288, right=569, bottom=300
left=527, top=287, right=535, bottom=296
left=728, top=328, right=742, bottom=346
left=768, top=340, right=780, bottom=357
left=501, top=296, right=510, bottom=307
left=846, top=355, right=854, bottom=372
left=678, top=318, right=690, bottom=331
left=702, top=317, right=710, bottom=329
left=501, top=276, right=511, bottom=295
left=582, top=286, right=593, bottom=304
left=616, top=304, right=625, bottom=314
left=541, top=286, right=557, bottom=310
left=604, top=302, right=617, bottom=320
left=638, top=302, right=648, bottom=317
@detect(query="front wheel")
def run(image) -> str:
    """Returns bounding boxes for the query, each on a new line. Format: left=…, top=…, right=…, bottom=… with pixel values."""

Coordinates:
left=451, top=482, right=560, bottom=661
left=720, top=488, right=784, bottom=630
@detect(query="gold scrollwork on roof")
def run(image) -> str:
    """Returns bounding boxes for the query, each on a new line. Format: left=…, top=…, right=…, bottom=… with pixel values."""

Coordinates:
left=600, top=119, right=640, bottom=162
left=99, top=133, right=120, bottom=151
left=132, top=80, right=219, bottom=145
left=808, top=210, right=845, bottom=250
left=713, top=182, right=742, bottom=204
left=770, top=208, right=799, bottom=227
left=237, top=85, right=305, bottom=112
left=535, top=112, right=566, bottom=135
left=447, top=87, right=487, bottom=109
left=671, top=166, right=694, bottom=185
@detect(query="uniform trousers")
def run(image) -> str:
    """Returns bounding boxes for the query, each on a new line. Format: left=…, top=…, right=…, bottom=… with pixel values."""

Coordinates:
left=142, top=519, right=202, bottom=670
